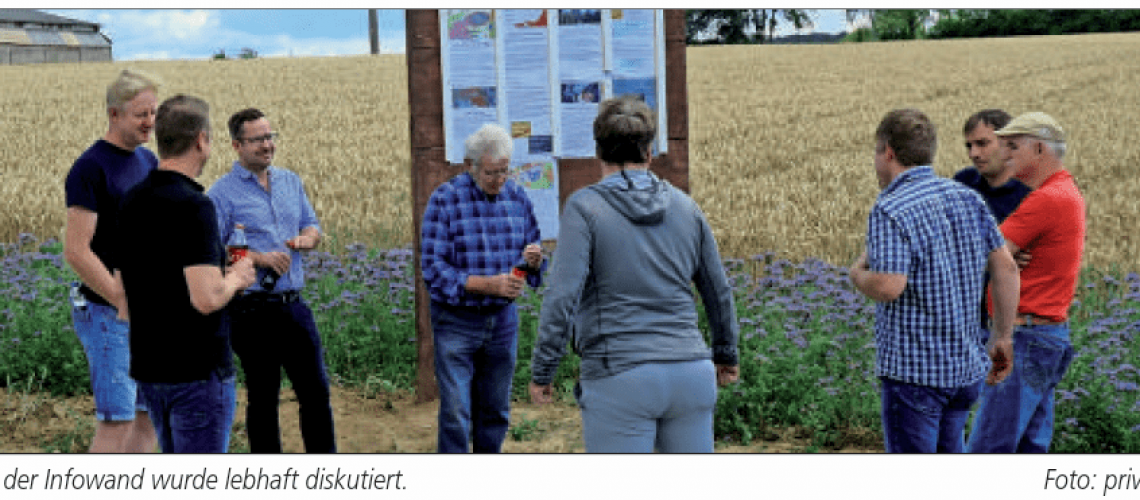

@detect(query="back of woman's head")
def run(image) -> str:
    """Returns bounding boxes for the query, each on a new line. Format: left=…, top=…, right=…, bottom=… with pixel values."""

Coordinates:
left=594, top=95, right=656, bottom=166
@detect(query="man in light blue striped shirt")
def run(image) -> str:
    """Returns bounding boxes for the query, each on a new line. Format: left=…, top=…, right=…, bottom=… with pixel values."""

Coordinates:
left=207, top=108, right=336, bottom=453
left=850, top=108, right=1020, bottom=453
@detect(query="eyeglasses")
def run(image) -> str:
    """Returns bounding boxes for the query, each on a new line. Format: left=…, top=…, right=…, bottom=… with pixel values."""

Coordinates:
left=480, top=169, right=509, bottom=179
left=240, top=132, right=278, bottom=145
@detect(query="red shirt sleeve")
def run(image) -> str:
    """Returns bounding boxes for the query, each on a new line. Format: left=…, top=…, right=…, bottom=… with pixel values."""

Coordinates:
left=999, top=190, right=1045, bottom=250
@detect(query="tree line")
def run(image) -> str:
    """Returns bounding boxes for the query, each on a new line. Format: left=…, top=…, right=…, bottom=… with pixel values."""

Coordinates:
left=686, top=10, right=1140, bottom=45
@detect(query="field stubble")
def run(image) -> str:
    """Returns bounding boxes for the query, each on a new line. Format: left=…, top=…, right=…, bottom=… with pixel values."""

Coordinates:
left=3, top=33, right=1139, bottom=269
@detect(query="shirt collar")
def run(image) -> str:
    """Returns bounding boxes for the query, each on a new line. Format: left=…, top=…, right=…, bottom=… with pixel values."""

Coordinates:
left=231, top=161, right=274, bottom=181
left=154, top=168, right=204, bottom=192
left=882, top=165, right=934, bottom=196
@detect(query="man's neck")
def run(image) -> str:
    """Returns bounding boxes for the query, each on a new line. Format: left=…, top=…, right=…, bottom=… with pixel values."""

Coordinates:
left=600, top=162, right=649, bottom=178
left=103, top=130, right=139, bottom=152
left=1022, top=163, right=1063, bottom=190
left=157, top=158, right=198, bottom=179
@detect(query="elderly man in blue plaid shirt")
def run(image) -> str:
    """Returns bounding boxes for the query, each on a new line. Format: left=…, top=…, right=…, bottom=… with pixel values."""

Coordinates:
left=850, top=108, right=1021, bottom=453
left=421, top=123, right=545, bottom=453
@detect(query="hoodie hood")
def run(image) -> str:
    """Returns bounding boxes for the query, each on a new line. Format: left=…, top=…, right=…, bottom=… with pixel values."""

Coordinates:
left=590, top=170, right=669, bottom=225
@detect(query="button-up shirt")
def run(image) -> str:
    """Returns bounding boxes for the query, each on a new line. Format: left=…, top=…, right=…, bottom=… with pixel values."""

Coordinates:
left=421, top=172, right=544, bottom=307
left=207, top=162, right=320, bottom=292
left=867, top=166, right=1005, bottom=388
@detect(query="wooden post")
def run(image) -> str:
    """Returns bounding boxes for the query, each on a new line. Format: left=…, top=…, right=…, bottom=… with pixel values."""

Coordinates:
left=369, top=10, right=380, bottom=55
left=407, top=9, right=689, bottom=403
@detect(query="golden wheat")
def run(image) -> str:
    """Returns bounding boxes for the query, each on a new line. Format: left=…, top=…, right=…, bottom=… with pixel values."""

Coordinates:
left=3, top=33, right=1139, bottom=269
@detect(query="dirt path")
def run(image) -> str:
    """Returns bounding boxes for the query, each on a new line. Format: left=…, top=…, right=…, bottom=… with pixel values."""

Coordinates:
left=0, top=387, right=880, bottom=453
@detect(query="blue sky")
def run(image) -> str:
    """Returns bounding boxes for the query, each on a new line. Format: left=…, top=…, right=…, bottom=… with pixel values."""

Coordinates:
left=41, top=9, right=855, bottom=61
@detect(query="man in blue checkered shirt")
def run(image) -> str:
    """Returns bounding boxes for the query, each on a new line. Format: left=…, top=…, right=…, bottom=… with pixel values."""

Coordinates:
left=850, top=108, right=1021, bottom=453
left=421, top=123, right=545, bottom=453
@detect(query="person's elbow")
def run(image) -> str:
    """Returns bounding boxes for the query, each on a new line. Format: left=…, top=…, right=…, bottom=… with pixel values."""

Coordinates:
left=188, top=289, right=225, bottom=316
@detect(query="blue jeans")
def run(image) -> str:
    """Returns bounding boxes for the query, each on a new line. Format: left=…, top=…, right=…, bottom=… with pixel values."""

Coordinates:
left=967, top=324, right=1075, bottom=453
left=430, top=302, right=518, bottom=453
left=139, top=371, right=236, bottom=453
left=578, top=359, right=717, bottom=453
left=71, top=299, right=147, bottom=421
left=231, top=297, right=336, bottom=453
left=879, top=376, right=984, bottom=453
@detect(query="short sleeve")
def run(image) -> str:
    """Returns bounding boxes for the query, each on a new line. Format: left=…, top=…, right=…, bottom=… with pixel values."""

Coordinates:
left=178, top=198, right=225, bottom=269
left=64, top=157, right=102, bottom=212
left=866, top=206, right=910, bottom=275
left=1000, top=191, right=1044, bottom=250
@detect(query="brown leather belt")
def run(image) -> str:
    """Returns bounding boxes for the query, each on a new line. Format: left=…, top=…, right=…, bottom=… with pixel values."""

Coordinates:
left=1012, top=314, right=1065, bottom=327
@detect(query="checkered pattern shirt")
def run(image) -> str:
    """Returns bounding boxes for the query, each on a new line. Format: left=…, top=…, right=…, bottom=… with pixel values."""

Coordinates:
left=421, top=172, right=543, bottom=307
left=868, top=166, right=1005, bottom=388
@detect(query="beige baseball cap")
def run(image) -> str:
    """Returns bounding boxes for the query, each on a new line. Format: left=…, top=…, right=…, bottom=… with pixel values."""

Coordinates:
left=995, top=112, right=1065, bottom=142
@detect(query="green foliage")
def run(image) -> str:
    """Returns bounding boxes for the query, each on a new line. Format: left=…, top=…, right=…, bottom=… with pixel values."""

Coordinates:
left=842, top=27, right=878, bottom=43
left=6, top=234, right=1140, bottom=452
left=686, top=9, right=813, bottom=44
left=508, top=416, right=543, bottom=442
left=928, top=9, right=1140, bottom=39
left=871, top=10, right=931, bottom=41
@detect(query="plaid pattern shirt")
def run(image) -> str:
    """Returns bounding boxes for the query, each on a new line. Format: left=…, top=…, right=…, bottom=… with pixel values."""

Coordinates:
left=868, top=166, right=1005, bottom=388
left=421, top=172, right=543, bottom=307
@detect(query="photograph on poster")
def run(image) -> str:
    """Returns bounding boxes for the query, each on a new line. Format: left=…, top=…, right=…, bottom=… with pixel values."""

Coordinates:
left=558, top=9, right=601, bottom=25
left=561, top=82, right=600, bottom=103
left=528, top=135, right=553, bottom=154
left=452, top=87, right=497, bottom=109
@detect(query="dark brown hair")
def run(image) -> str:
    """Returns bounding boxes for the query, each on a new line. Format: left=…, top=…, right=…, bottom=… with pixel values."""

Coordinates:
left=228, top=107, right=265, bottom=141
left=155, top=94, right=210, bottom=159
left=963, top=109, right=1011, bottom=136
left=593, top=95, right=656, bottom=165
left=875, top=108, right=937, bottom=167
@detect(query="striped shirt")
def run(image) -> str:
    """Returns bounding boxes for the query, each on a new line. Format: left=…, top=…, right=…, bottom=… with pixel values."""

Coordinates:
left=867, top=166, right=1005, bottom=388
left=421, top=172, right=543, bottom=307
left=207, top=162, right=320, bottom=292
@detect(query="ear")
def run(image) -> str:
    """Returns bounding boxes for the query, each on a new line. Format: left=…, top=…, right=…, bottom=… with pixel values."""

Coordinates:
left=232, top=139, right=241, bottom=151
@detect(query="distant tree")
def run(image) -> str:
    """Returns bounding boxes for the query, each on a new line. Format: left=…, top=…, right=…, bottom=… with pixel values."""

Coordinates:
left=871, top=10, right=932, bottom=40
left=686, top=9, right=813, bottom=44
left=239, top=47, right=258, bottom=59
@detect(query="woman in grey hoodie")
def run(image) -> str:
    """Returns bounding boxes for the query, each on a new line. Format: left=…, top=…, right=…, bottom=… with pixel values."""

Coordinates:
left=528, top=95, right=739, bottom=452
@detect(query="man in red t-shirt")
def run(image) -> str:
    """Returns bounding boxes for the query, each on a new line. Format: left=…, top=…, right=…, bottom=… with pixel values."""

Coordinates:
left=968, top=112, right=1084, bottom=453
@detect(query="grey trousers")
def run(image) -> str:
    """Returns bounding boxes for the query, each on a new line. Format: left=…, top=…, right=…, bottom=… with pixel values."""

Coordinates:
left=578, top=359, right=717, bottom=453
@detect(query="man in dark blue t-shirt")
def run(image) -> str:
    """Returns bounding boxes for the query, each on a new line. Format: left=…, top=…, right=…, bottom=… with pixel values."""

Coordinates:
left=63, top=69, right=161, bottom=453
left=952, top=109, right=1032, bottom=333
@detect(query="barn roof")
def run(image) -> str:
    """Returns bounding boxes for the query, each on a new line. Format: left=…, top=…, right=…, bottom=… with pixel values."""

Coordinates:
left=0, top=9, right=108, bottom=48
left=0, top=9, right=99, bottom=29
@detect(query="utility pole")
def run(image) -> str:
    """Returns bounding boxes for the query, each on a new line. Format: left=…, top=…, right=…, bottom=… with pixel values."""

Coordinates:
left=369, top=9, right=380, bottom=54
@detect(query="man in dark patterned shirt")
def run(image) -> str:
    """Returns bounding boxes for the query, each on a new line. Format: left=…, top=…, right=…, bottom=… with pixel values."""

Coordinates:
left=420, top=123, right=545, bottom=453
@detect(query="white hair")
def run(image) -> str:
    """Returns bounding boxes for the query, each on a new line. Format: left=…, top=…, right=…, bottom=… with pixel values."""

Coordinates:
left=1042, top=139, right=1067, bottom=159
left=464, top=124, right=512, bottom=167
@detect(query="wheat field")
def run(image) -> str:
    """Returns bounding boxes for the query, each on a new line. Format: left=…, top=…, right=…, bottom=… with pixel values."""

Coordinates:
left=3, top=32, right=1139, bottom=269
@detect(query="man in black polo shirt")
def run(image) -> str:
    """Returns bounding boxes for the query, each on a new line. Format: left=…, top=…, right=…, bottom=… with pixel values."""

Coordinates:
left=953, top=109, right=1032, bottom=333
left=117, top=95, right=255, bottom=453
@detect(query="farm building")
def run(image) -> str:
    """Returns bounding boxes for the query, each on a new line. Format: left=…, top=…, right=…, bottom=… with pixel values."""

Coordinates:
left=0, top=9, right=111, bottom=64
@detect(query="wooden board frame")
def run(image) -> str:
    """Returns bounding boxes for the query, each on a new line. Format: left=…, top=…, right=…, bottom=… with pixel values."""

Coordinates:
left=407, top=9, right=689, bottom=401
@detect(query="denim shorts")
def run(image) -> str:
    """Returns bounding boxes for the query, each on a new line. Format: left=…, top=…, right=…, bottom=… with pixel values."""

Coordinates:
left=72, top=300, right=147, bottom=421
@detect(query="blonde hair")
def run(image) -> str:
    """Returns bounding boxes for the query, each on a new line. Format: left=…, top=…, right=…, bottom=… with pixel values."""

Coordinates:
left=106, top=68, right=162, bottom=111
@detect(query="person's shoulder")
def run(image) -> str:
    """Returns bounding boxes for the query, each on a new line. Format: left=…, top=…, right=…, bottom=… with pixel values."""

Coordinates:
left=951, top=166, right=979, bottom=184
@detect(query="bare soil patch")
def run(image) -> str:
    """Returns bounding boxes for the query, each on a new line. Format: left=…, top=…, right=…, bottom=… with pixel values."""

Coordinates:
left=0, top=387, right=880, bottom=453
